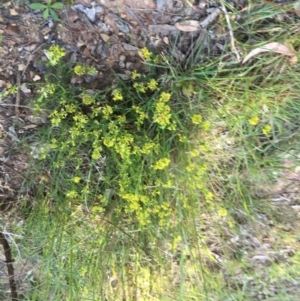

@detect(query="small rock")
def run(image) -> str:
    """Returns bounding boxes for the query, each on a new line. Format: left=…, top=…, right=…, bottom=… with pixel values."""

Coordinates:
left=26, top=115, right=47, bottom=124
left=251, top=255, right=273, bottom=266
left=149, top=24, right=179, bottom=36
left=20, top=83, right=31, bottom=94
left=9, top=8, right=19, bottom=16
left=119, top=54, right=126, bottom=62
left=0, top=80, right=6, bottom=88
left=96, top=42, right=109, bottom=60
left=100, top=33, right=110, bottom=42
left=198, top=0, right=207, bottom=9
left=32, top=75, right=41, bottom=82
left=125, top=62, right=133, bottom=69
left=292, top=205, right=300, bottom=212
left=24, top=43, right=38, bottom=52
left=97, top=21, right=111, bottom=33
left=116, top=71, right=131, bottom=80
left=18, top=64, right=26, bottom=71
left=114, top=19, right=130, bottom=33
left=122, top=43, right=137, bottom=51
left=119, top=61, right=125, bottom=69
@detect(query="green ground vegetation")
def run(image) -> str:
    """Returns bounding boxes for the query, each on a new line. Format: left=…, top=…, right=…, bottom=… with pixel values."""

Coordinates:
left=1, top=1, right=300, bottom=300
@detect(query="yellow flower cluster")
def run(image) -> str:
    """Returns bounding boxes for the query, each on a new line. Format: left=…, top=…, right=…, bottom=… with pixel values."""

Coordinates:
left=131, top=70, right=141, bottom=80
left=2, top=84, right=18, bottom=97
left=73, top=112, right=88, bottom=128
left=153, top=157, right=170, bottom=170
left=44, top=45, right=66, bottom=66
left=262, top=124, right=271, bottom=136
left=50, top=109, right=67, bottom=126
left=111, top=89, right=123, bottom=101
left=133, top=82, right=146, bottom=93
left=73, top=176, right=81, bottom=183
left=191, top=114, right=202, bottom=125
left=102, top=105, right=113, bottom=119
left=39, top=83, right=56, bottom=100
left=133, top=105, right=148, bottom=129
left=74, top=64, right=97, bottom=76
left=140, top=47, right=152, bottom=61
left=153, top=92, right=173, bottom=129
left=249, top=116, right=260, bottom=126
left=147, top=79, right=158, bottom=91
left=82, top=93, right=94, bottom=105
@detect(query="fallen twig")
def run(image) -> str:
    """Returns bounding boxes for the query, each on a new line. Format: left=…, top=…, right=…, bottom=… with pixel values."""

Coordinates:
left=220, top=1, right=241, bottom=62
left=0, top=231, right=18, bottom=301
left=200, top=8, right=221, bottom=28
left=15, top=72, right=21, bottom=116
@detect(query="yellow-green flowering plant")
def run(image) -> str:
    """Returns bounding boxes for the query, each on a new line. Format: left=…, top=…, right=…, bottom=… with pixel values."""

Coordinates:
left=30, top=46, right=207, bottom=228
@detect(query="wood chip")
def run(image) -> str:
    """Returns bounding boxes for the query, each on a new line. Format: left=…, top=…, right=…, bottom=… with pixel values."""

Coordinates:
left=100, top=33, right=110, bottom=42
left=9, top=9, right=18, bottom=16
left=175, top=20, right=201, bottom=32
left=33, top=74, right=41, bottom=82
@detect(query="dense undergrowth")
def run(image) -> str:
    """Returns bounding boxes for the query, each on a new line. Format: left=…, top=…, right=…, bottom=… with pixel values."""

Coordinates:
left=1, top=1, right=300, bottom=300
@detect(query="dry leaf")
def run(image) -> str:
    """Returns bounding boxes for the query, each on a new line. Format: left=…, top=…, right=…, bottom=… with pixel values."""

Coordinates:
left=242, top=42, right=297, bottom=64
left=175, top=20, right=200, bottom=32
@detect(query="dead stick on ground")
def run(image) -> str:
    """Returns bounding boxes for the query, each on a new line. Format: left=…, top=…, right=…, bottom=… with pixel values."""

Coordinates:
left=220, top=1, right=241, bottom=62
left=0, top=232, right=18, bottom=301
left=15, top=72, right=21, bottom=116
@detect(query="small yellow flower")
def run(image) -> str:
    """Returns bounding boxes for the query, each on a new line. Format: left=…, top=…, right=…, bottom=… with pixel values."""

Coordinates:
left=262, top=124, right=272, bottom=136
left=117, top=115, right=126, bottom=123
left=249, top=116, right=260, bottom=126
left=102, top=105, right=113, bottom=119
left=74, top=65, right=86, bottom=76
left=82, top=93, right=94, bottom=105
left=73, top=176, right=81, bottom=184
left=159, top=92, right=171, bottom=102
left=191, top=114, right=202, bottom=125
left=140, top=47, right=152, bottom=61
left=190, top=148, right=199, bottom=158
left=66, top=190, right=78, bottom=198
left=147, top=79, right=158, bottom=91
left=201, top=120, right=210, bottom=131
left=218, top=208, right=228, bottom=217
left=131, top=70, right=141, bottom=80
left=92, top=147, right=102, bottom=160
left=133, top=82, right=146, bottom=93
left=205, top=191, right=214, bottom=202
left=153, top=158, right=170, bottom=170
left=44, top=45, right=66, bottom=66
left=111, top=89, right=123, bottom=101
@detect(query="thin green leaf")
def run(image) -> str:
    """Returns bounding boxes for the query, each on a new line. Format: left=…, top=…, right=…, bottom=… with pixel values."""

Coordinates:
left=29, top=3, right=47, bottom=10
left=49, top=8, right=59, bottom=21
left=51, top=2, right=64, bottom=9
left=47, top=0, right=52, bottom=5
left=43, top=8, right=49, bottom=19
